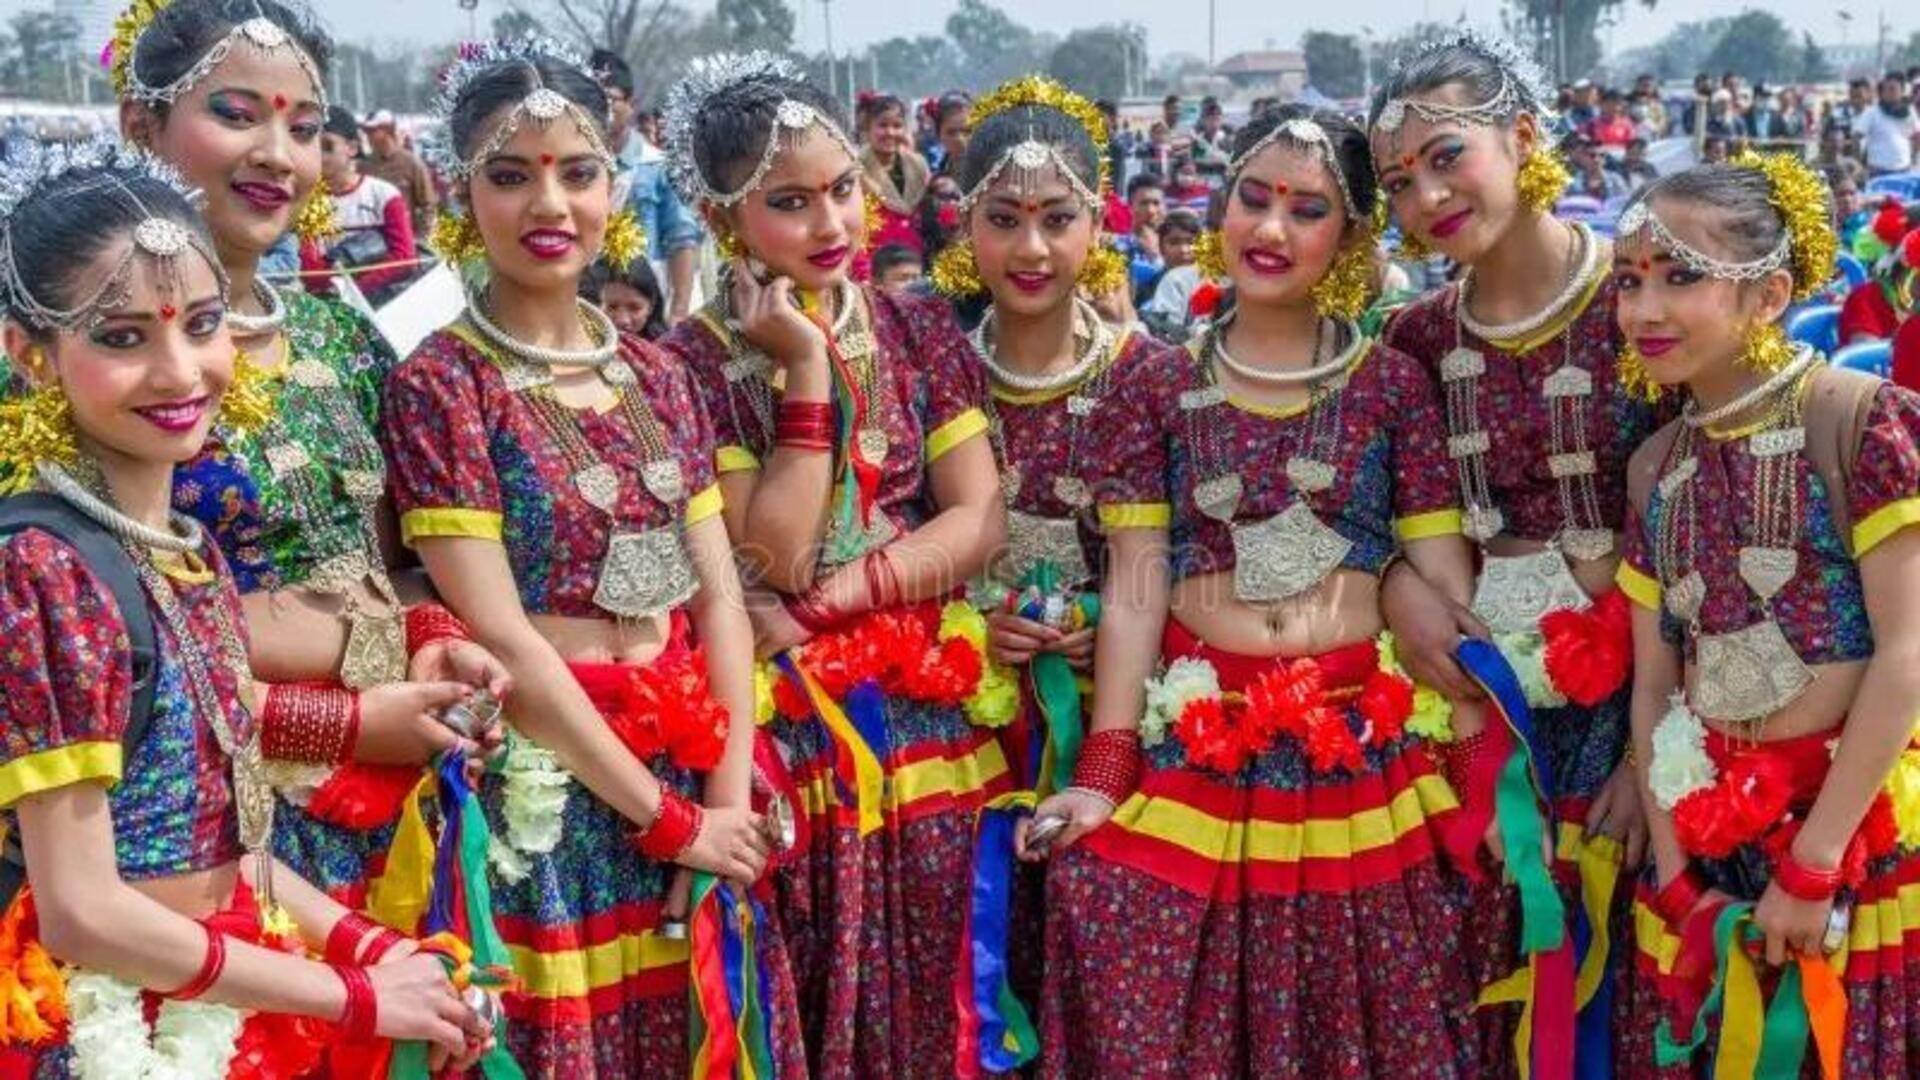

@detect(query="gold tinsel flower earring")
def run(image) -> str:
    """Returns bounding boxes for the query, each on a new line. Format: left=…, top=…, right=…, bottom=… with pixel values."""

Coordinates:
left=1075, top=237, right=1128, bottom=297
left=1193, top=229, right=1228, bottom=280
left=218, top=349, right=279, bottom=437
left=429, top=208, right=487, bottom=267
left=1736, top=321, right=1796, bottom=372
left=1516, top=145, right=1572, bottom=215
left=292, top=178, right=340, bottom=244
left=1310, top=237, right=1375, bottom=323
left=1615, top=342, right=1664, bottom=403
left=0, top=347, right=78, bottom=496
left=600, top=209, right=648, bottom=271
left=930, top=239, right=985, bottom=298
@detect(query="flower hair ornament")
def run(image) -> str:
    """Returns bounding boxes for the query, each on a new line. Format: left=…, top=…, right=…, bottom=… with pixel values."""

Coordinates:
left=428, top=36, right=617, bottom=183
left=663, top=51, right=861, bottom=209
left=1374, top=29, right=1557, bottom=139
left=108, top=0, right=328, bottom=113
left=0, top=138, right=226, bottom=334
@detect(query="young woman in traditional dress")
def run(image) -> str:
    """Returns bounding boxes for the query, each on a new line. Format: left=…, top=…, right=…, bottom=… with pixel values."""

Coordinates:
left=858, top=92, right=932, bottom=263
left=657, top=52, right=1006, bottom=1079
left=922, top=78, right=1186, bottom=1065
left=0, top=144, right=487, bottom=1079
left=1370, top=31, right=1660, bottom=1072
left=112, top=0, right=510, bottom=913
left=380, top=38, right=790, bottom=1078
left=1617, top=156, right=1920, bottom=1078
left=1029, top=102, right=1484, bottom=1078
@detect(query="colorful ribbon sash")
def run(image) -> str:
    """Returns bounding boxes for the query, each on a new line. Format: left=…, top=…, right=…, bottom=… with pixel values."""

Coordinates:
left=774, top=653, right=886, bottom=837
left=689, top=873, right=779, bottom=1080
left=952, top=792, right=1040, bottom=1078
left=1013, top=560, right=1099, bottom=795
left=1654, top=902, right=1846, bottom=1079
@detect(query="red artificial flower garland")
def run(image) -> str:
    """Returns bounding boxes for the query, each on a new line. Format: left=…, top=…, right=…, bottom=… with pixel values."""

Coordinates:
left=573, top=648, right=731, bottom=771
left=1167, top=657, right=1417, bottom=776
left=767, top=604, right=986, bottom=718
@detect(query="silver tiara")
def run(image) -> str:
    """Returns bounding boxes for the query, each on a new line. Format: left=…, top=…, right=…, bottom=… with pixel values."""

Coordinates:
left=958, top=138, right=1102, bottom=215
left=1616, top=200, right=1792, bottom=282
left=1228, top=117, right=1360, bottom=221
left=1375, top=29, right=1556, bottom=135
left=428, top=36, right=615, bottom=182
left=662, top=52, right=859, bottom=208
left=125, top=8, right=328, bottom=114
left=0, top=139, right=226, bottom=333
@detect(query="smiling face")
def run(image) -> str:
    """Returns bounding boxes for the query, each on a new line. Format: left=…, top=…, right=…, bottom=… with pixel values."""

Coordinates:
left=938, top=105, right=971, bottom=164
left=1221, top=141, right=1352, bottom=309
left=717, top=125, right=865, bottom=293
left=868, top=104, right=909, bottom=158
left=129, top=40, right=325, bottom=266
left=967, top=163, right=1097, bottom=319
left=10, top=244, right=233, bottom=468
left=1612, top=198, right=1793, bottom=391
left=1372, top=86, right=1537, bottom=264
left=465, top=105, right=614, bottom=295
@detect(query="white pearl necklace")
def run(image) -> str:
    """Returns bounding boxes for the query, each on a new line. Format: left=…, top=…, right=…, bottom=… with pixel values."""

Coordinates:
left=972, top=298, right=1111, bottom=393
left=1211, top=311, right=1359, bottom=386
left=465, top=288, right=621, bottom=368
left=1456, top=222, right=1603, bottom=345
left=225, top=279, right=287, bottom=337
left=1684, top=346, right=1818, bottom=428
left=38, top=462, right=205, bottom=554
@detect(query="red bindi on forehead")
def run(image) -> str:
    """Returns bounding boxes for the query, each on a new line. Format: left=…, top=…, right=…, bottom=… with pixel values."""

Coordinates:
left=540, top=153, right=555, bottom=166
left=159, top=304, right=177, bottom=322
left=1400, top=154, right=1416, bottom=169
left=272, top=93, right=288, bottom=112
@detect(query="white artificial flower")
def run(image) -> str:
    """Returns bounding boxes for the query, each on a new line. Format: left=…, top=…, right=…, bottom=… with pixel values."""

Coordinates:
left=1648, top=694, right=1717, bottom=811
left=1141, top=657, right=1222, bottom=747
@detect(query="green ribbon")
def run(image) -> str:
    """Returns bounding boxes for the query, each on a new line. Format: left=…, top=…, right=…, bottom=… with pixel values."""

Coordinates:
left=1017, top=561, right=1099, bottom=795
left=1495, top=747, right=1565, bottom=954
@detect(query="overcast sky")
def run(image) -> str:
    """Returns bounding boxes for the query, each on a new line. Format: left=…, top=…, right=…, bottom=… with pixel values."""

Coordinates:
left=19, top=0, right=1914, bottom=63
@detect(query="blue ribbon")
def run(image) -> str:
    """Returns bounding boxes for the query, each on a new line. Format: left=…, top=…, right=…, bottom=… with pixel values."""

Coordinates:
left=967, top=803, right=1039, bottom=1073
left=845, top=680, right=891, bottom=765
left=428, top=751, right=468, bottom=936
left=1458, top=638, right=1559, bottom=804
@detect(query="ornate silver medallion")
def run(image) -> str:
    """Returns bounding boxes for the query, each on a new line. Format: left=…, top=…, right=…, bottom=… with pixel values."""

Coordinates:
left=1472, top=549, right=1591, bottom=634
left=1231, top=502, right=1351, bottom=602
left=1692, top=620, right=1815, bottom=724
left=595, top=528, right=699, bottom=618
left=1002, top=510, right=1092, bottom=590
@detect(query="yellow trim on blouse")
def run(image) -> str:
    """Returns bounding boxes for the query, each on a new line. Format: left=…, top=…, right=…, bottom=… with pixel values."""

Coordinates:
left=715, top=445, right=760, bottom=474
left=1097, top=502, right=1172, bottom=530
left=1854, top=496, right=1920, bottom=557
left=1616, top=560, right=1662, bottom=611
left=925, top=408, right=990, bottom=463
left=1393, top=509, right=1465, bottom=542
left=686, top=483, right=725, bottom=525
left=0, top=742, right=123, bottom=810
left=401, top=508, right=505, bottom=545
left=1220, top=339, right=1372, bottom=419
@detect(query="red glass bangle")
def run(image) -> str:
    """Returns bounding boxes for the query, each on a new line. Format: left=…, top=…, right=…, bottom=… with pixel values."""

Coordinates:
left=405, top=602, right=471, bottom=656
left=165, top=924, right=226, bottom=1001
left=632, top=790, right=704, bottom=861
left=1440, top=731, right=1487, bottom=790
left=776, top=400, right=833, bottom=430
left=775, top=433, right=834, bottom=452
left=1651, top=869, right=1705, bottom=926
left=1775, top=850, right=1845, bottom=902
left=1070, top=729, right=1142, bottom=805
left=784, top=588, right=838, bottom=634
left=325, top=912, right=379, bottom=965
left=862, top=548, right=901, bottom=611
left=260, top=684, right=358, bottom=764
left=363, top=928, right=407, bottom=964
left=333, top=963, right=379, bottom=1040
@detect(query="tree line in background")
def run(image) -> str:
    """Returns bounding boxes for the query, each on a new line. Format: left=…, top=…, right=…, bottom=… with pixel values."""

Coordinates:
left=8, top=0, right=1920, bottom=114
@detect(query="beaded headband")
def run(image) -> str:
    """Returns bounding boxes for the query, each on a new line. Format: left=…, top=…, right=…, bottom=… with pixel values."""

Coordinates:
left=1228, top=117, right=1360, bottom=221
left=1614, top=200, right=1792, bottom=283
left=1374, top=29, right=1556, bottom=138
left=956, top=76, right=1110, bottom=215
left=958, top=139, right=1103, bottom=214
left=429, top=37, right=616, bottom=183
left=0, top=139, right=226, bottom=333
left=1616, top=153, right=1837, bottom=301
left=112, top=1, right=328, bottom=113
left=663, top=52, right=860, bottom=209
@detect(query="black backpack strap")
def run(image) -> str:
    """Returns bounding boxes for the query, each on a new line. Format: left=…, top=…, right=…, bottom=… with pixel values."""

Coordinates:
left=0, top=494, right=161, bottom=909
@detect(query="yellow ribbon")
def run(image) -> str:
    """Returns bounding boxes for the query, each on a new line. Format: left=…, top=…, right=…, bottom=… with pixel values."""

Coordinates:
left=788, top=662, right=886, bottom=837
left=364, top=774, right=438, bottom=933
left=1716, top=926, right=1766, bottom=1079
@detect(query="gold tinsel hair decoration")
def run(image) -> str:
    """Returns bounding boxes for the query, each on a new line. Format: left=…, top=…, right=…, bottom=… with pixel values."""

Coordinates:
left=1732, top=149, right=1839, bottom=302
left=1076, top=238, right=1128, bottom=296
left=968, top=76, right=1110, bottom=197
left=106, top=0, right=170, bottom=98
left=429, top=209, right=486, bottom=266
left=0, top=386, right=78, bottom=496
